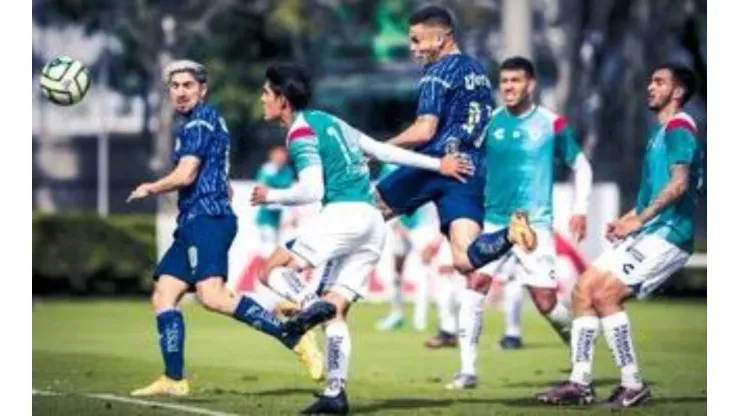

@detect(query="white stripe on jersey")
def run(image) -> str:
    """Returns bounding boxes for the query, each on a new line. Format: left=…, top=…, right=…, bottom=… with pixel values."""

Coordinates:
left=185, top=119, right=215, bottom=131
left=537, top=106, right=559, bottom=123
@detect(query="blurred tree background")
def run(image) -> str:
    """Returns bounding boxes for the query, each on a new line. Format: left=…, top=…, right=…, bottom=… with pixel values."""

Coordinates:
left=32, top=0, right=706, bottom=236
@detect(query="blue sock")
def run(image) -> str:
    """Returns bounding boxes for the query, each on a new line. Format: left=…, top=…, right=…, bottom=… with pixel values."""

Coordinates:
left=156, top=309, right=185, bottom=380
left=233, top=296, right=295, bottom=348
left=467, top=228, right=513, bottom=269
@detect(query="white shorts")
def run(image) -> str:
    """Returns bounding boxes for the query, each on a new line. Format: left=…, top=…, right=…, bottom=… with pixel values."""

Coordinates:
left=478, top=223, right=558, bottom=289
left=290, top=202, right=386, bottom=301
left=593, top=233, right=690, bottom=300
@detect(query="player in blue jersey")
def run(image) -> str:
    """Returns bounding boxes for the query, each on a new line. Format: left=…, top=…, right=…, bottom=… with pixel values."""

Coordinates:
left=126, top=60, right=323, bottom=396
left=538, top=64, right=703, bottom=408
left=374, top=5, right=537, bottom=389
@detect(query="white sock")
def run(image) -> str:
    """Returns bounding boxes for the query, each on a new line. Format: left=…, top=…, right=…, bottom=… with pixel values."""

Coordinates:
left=389, top=274, right=404, bottom=317
left=458, top=289, right=486, bottom=376
left=503, top=280, right=524, bottom=337
left=413, top=261, right=429, bottom=330
left=545, top=301, right=573, bottom=345
left=435, top=273, right=457, bottom=334
left=569, top=315, right=600, bottom=386
left=250, top=281, right=283, bottom=311
left=324, top=320, right=351, bottom=397
left=602, top=311, right=643, bottom=389
left=266, top=267, right=306, bottom=304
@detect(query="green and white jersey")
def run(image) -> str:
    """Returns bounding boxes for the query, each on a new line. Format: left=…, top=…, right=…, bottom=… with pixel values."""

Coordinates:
left=255, top=162, right=294, bottom=228
left=377, top=163, right=436, bottom=229
left=636, top=112, right=702, bottom=252
left=286, top=110, right=374, bottom=206
left=483, top=105, right=582, bottom=227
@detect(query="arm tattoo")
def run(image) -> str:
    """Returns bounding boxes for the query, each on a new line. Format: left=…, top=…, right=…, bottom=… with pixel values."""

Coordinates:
left=638, top=164, right=689, bottom=223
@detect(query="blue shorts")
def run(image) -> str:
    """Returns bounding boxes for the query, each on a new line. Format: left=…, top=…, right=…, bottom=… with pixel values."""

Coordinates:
left=154, top=214, right=237, bottom=288
left=376, top=166, right=484, bottom=235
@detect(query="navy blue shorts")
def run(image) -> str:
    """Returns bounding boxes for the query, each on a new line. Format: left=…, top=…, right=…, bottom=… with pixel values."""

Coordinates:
left=154, top=214, right=237, bottom=287
left=376, top=166, right=484, bottom=235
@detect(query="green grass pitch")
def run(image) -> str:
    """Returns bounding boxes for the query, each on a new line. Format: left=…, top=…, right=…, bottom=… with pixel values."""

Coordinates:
left=33, top=299, right=706, bottom=415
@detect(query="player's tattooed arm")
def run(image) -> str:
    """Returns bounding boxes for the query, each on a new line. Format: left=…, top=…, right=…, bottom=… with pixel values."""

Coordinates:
left=387, top=115, right=439, bottom=148
left=637, top=164, right=690, bottom=224
left=127, top=156, right=201, bottom=202
left=609, top=164, right=688, bottom=239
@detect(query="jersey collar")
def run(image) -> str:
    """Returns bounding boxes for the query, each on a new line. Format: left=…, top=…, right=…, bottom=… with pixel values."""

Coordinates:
left=506, top=104, right=538, bottom=120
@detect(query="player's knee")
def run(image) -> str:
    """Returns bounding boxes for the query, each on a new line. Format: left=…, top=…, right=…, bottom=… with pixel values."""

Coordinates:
left=152, top=282, right=176, bottom=310
left=452, top=253, right=474, bottom=275
left=592, top=278, right=629, bottom=315
left=466, top=272, right=491, bottom=293
left=196, top=285, right=229, bottom=314
left=529, top=287, right=558, bottom=315
left=571, top=271, right=600, bottom=313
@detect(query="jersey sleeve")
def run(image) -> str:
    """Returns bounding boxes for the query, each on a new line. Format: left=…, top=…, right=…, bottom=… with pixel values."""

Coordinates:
left=554, top=116, right=582, bottom=166
left=256, top=164, right=274, bottom=184
left=416, top=71, right=451, bottom=117
left=664, top=120, right=697, bottom=166
left=179, top=119, right=214, bottom=159
left=287, top=126, right=321, bottom=173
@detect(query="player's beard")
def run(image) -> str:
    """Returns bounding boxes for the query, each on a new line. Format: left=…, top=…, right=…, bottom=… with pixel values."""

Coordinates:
left=648, top=94, right=671, bottom=112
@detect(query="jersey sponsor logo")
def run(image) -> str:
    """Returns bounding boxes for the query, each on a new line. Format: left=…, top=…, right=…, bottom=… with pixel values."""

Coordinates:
left=464, top=73, right=492, bottom=90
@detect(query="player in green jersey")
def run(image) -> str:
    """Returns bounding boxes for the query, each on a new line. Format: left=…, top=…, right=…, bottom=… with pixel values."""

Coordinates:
left=445, top=56, right=594, bottom=390
left=249, top=64, right=471, bottom=414
left=538, top=63, right=702, bottom=408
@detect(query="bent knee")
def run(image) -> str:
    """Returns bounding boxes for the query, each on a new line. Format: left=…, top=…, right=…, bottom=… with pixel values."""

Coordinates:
left=530, top=287, right=558, bottom=314
left=196, top=286, right=230, bottom=313
left=466, top=272, right=492, bottom=293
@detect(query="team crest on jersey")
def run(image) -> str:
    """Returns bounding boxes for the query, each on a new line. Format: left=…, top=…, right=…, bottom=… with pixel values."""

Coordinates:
left=528, top=127, right=543, bottom=140
left=444, top=138, right=461, bottom=154
left=493, top=128, right=505, bottom=140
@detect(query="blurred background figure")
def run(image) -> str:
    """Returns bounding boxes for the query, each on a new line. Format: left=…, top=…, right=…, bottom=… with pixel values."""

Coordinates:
left=254, top=145, right=295, bottom=257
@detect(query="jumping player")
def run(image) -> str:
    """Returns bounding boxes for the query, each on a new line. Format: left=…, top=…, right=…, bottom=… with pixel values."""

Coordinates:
left=373, top=6, right=538, bottom=390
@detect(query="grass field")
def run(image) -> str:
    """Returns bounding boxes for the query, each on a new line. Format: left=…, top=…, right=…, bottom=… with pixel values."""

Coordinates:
left=33, top=299, right=706, bottom=415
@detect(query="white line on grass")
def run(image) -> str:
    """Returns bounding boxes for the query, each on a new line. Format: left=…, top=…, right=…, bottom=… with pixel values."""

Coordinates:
left=31, top=389, right=61, bottom=396
left=33, top=389, right=238, bottom=416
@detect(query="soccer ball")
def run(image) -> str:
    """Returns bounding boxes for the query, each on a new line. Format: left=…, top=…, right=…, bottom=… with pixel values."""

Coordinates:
left=39, top=56, right=91, bottom=106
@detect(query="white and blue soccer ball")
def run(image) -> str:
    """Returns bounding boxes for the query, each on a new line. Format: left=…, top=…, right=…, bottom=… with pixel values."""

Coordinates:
left=39, top=56, right=91, bottom=106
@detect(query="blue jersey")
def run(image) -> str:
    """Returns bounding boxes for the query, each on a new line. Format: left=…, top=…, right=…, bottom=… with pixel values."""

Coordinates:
left=172, top=102, right=234, bottom=225
left=415, top=53, right=494, bottom=177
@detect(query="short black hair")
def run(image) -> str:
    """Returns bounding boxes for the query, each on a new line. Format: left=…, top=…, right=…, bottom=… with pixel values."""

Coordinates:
left=499, top=56, right=536, bottom=79
left=265, top=64, right=312, bottom=111
left=408, top=5, right=455, bottom=30
left=652, top=63, right=696, bottom=106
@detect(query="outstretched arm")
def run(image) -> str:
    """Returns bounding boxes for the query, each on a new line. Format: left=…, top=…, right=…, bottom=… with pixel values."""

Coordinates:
left=357, top=130, right=473, bottom=182
left=127, top=156, right=200, bottom=202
